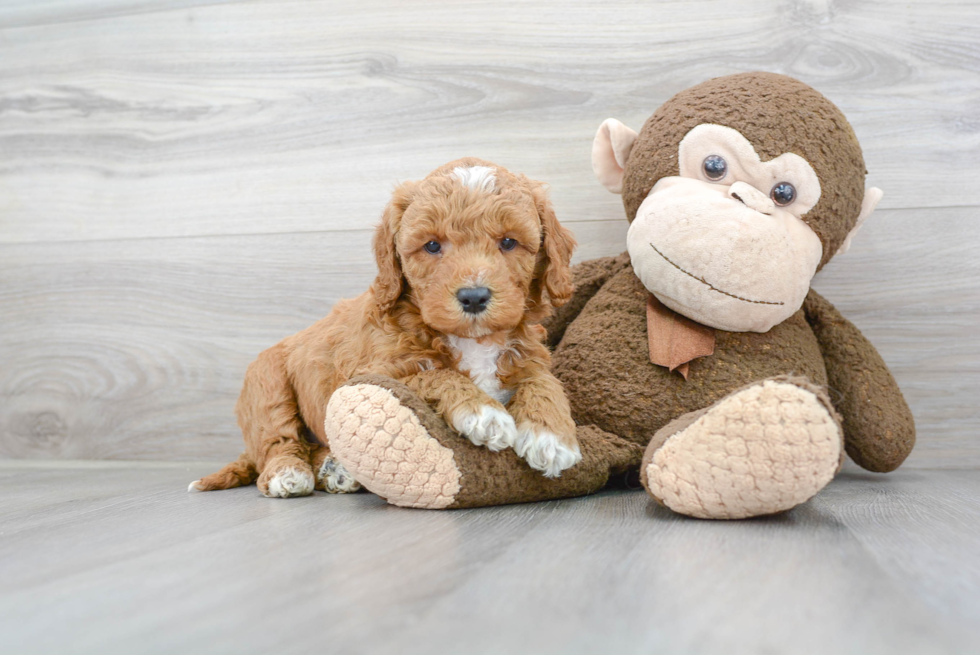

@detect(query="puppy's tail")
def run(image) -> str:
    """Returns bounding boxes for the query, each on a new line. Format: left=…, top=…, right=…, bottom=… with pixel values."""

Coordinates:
left=187, top=452, right=258, bottom=492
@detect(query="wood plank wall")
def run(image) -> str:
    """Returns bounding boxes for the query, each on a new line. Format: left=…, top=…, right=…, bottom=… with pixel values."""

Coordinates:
left=1, top=0, right=978, bottom=466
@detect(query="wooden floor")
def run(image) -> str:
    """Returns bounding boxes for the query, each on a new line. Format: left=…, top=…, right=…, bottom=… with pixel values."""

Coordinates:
left=1, top=460, right=978, bottom=655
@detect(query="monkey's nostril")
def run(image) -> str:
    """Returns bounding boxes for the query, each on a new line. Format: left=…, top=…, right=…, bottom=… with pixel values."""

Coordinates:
left=728, top=182, right=774, bottom=215
left=456, top=287, right=492, bottom=314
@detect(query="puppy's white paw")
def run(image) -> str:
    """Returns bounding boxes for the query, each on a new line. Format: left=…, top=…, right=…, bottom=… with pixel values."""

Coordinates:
left=452, top=405, right=518, bottom=452
left=317, top=456, right=362, bottom=494
left=514, top=425, right=582, bottom=478
left=264, top=467, right=315, bottom=498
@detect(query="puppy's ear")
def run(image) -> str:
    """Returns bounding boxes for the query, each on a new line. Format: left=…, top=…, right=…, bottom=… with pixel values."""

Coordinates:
left=372, top=180, right=416, bottom=313
left=529, top=181, right=576, bottom=308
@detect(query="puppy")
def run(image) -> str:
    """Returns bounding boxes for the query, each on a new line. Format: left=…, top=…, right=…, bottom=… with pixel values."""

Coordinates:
left=190, top=158, right=580, bottom=498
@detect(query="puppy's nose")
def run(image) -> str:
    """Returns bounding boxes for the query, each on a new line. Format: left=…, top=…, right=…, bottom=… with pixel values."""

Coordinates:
left=456, top=287, right=492, bottom=314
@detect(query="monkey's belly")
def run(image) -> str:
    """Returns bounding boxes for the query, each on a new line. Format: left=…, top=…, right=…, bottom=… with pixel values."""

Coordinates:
left=552, top=270, right=828, bottom=447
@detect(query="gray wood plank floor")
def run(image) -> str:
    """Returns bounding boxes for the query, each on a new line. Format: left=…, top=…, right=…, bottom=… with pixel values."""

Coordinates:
left=1, top=461, right=978, bottom=655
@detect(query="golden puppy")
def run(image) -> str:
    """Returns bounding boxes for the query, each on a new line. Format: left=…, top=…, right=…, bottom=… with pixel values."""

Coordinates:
left=190, top=158, right=580, bottom=498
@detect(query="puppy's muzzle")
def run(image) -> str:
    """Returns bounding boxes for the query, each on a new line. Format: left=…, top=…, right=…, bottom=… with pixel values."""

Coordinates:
left=457, top=287, right=492, bottom=315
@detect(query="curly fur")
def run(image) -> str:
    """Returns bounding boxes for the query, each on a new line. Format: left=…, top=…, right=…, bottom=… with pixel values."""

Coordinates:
left=192, top=158, right=579, bottom=495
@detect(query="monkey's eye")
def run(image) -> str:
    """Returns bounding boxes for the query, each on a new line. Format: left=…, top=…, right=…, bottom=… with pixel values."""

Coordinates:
left=702, top=155, right=727, bottom=181
left=771, top=182, right=796, bottom=206
left=423, top=240, right=442, bottom=254
left=500, top=237, right=518, bottom=251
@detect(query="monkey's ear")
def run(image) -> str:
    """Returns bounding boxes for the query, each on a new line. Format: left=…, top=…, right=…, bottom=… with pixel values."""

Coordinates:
left=592, top=118, right=639, bottom=194
left=837, top=187, right=883, bottom=256
left=371, top=180, right=417, bottom=313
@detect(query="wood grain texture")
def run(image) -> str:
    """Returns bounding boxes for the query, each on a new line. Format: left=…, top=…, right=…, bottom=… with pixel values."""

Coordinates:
left=1, top=0, right=979, bottom=243
left=1, top=0, right=978, bottom=466
left=0, top=1, right=238, bottom=29
left=0, top=462, right=978, bottom=654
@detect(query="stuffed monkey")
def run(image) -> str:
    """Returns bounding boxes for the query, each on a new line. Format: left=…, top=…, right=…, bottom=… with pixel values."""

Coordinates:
left=324, top=72, right=915, bottom=518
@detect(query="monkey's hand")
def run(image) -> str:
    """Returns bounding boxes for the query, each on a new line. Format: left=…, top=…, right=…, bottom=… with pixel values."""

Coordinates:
left=803, top=289, right=915, bottom=472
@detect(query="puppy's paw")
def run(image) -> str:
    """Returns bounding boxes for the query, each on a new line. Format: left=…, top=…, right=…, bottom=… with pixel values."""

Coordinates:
left=514, top=425, right=582, bottom=478
left=451, top=405, right=518, bottom=452
left=263, top=466, right=315, bottom=498
left=317, top=456, right=362, bottom=494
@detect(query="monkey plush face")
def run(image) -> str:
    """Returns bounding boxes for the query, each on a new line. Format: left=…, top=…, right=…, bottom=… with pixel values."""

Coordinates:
left=593, top=72, right=882, bottom=333
left=626, top=123, right=824, bottom=332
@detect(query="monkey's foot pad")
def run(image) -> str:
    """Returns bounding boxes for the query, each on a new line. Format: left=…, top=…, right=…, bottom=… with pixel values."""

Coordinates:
left=325, top=382, right=462, bottom=509
left=641, top=377, right=843, bottom=519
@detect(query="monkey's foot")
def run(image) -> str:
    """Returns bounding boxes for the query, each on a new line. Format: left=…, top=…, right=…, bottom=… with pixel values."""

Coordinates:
left=325, top=375, right=643, bottom=510
left=325, top=377, right=462, bottom=509
left=641, top=376, right=843, bottom=519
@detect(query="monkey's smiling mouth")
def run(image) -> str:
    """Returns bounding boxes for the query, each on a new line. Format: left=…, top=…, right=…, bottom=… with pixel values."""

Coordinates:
left=649, top=243, right=784, bottom=306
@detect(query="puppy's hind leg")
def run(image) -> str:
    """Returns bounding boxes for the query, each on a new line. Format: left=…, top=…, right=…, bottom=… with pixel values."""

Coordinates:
left=310, top=443, right=362, bottom=494
left=237, top=345, right=316, bottom=498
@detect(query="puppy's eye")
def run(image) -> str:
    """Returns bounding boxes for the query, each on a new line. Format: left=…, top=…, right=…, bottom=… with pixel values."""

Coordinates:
left=500, top=237, right=518, bottom=251
left=702, top=155, right=727, bottom=181
left=771, top=182, right=796, bottom=206
left=423, top=240, right=442, bottom=254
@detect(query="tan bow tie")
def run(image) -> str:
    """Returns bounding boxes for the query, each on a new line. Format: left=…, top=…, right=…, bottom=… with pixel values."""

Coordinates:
left=646, top=294, right=716, bottom=380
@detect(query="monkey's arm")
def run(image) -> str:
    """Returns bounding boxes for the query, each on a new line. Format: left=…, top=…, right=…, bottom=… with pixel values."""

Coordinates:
left=541, top=252, right=632, bottom=348
left=802, top=289, right=915, bottom=472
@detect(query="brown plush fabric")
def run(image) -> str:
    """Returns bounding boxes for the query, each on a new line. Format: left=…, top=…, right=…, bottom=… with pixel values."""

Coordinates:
left=621, top=72, right=866, bottom=270
left=552, top=266, right=829, bottom=446
left=450, top=424, right=643, bottom=509
left=342, top=374, right=643, bottom=509
left=542, top=251, right=632, bottom=348
left=803, top=290, right=916, bottom=471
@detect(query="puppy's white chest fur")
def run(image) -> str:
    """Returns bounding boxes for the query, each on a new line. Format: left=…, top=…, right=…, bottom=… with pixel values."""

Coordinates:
left=447, top=336, right=513, bottom=406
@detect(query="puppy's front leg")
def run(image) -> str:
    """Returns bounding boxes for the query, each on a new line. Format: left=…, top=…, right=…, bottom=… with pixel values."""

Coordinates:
left=507, top=361, right=581, bottom=478
left=403, top=369, right=517, bottom=452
